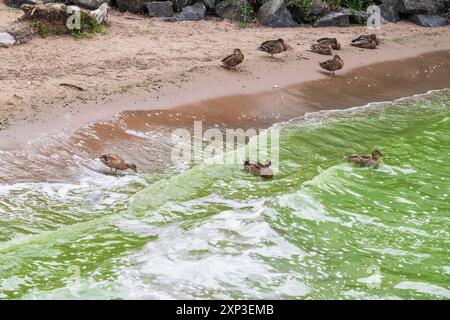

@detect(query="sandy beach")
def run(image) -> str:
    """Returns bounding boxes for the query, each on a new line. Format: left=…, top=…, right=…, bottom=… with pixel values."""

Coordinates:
left=1, top=3, right=450, bottom=139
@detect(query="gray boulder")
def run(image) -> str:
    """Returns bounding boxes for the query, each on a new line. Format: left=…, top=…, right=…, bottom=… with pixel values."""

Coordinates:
left=5, top=0, right=37, bottom=8
left=379, top=0, right=401, bottom=22
left=146, top=1, right=174, bottom=17
left=0, top=32, right=16, bottom=48
left=215, top=0, right=249, bottom=22
left=202, top=0, right=216, bottom=12
left=399, top=0, right=436, bottom=14
left=173, top=0, right=194, bottom=12
left=407, top=13, right=449, bottom=26
left=287, top=0, right=327, bottom=23
left=169, top=2, right=206, bottom=21
left=72, top=0, right=109, bottom=9
left=348, top=8, right=369, bottom=24
left=116, top=0, right=147, bottom=13
left=258, top=0, right=297, bottom=27
left=313, top=10, right=351, bottom=27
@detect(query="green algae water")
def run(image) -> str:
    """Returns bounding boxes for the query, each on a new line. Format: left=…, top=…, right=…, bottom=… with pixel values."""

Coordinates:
left=0, top=89, right=449, bottom=299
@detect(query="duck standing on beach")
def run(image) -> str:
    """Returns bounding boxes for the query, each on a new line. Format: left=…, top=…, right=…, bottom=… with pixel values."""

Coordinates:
left=316, top=37, right=341, bottom=50
left=346, top=149, right=383, bottom=167
left=99, top=153, right=137, bottom=174
left=244, top=160, right=273, bottom=179
left=258, top=39, right=287, bottom=57
left=351, top=34, right=379, bottom=49
left=311, top=43, right=332, bottom=55
left=221, top=49, right=244, bottom=70
left=319, top=55, right=344, bottom=75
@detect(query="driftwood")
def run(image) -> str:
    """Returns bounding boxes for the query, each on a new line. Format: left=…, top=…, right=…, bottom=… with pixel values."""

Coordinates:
left=59, top=83, right=85, bottom=91
left=19, top=3, right=108, bottom=35
left=2, top=22, right=36, bottom=45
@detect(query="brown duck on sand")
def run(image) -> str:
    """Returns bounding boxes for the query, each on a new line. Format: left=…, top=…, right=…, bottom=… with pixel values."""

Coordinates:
left=319, top=55, right=344, bottom=75
left=100, top=154, right=137, bottom=174
left=351, top=34, right=379, bottom=49
left=316, top=37, right=341, bottom=50
left=258, top=39, right=287, bottom=57
left=346, top=149, right=383, bottom=167
left=244, top=160, right=273, bottom=179
left=221, top=49, right=244, bottom=70
left=311, top=43, right=332, bottom=55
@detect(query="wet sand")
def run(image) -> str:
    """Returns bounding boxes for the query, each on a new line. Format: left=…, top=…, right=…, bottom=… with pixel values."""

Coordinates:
left=0, top=51, right=449, bottom=184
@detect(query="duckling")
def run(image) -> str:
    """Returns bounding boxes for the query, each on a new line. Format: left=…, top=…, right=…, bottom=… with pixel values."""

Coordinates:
left=316, top=37, right=341, bottom=50
left=244, top=160, right=273, bottom=179
left=311, top=43, right=332, bottom=55
left=99, top=153, right=137, bottom=174
left=221, top=48, right=244, bottom=70
left=258, top=39, right=287, bottom=57
left=319, top=55, right=344, bottom=76
left=346, top=149, right=383, bottom=167
left=351, top=34, right=379, bottom=49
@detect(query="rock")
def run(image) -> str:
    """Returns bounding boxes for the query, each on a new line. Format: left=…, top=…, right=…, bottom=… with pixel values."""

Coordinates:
left=170, top=2, right=206, bottom=21
left=72, top=0, right=108, bottom=9
left=215, top=0, right=249, bottom=22
left=258, top=0, right=297, bottom=27
left=0, top=32, right=15, bottom=48
left=202, top=0, right=216, bottom=13
left=379, top=0, right=401, bottom=22
left=173, top=0, right=194, bottom=12
left=146, top=1, right=174, bottom=17
left=407, top=13, right=449, bottom=26
left=313, top=10, right=350, bottom=27
left=287, top=0, right=327, bottom=23
left=398, top=0, right=436, bottom=15
left=4, top=0, right=37, bottom=8
left=116, top=0, right=147, bottom=13
left=347, top=8, right=369, bottom=24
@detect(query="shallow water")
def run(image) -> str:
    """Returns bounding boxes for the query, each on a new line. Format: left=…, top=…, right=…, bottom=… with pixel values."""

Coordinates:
left=0, top=89, right=449, bottom=299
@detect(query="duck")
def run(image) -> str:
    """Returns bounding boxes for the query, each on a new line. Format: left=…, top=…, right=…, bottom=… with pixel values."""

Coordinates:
left=311, top=43, right=332, bottom=55
left=316, top=37, right=341, bottom=50
left=319, top=55, right=344, bottom=75
left=258, top=39, right=287, bottom=57
left=351, top=34, right=379, bottom=49
left=99, top=153, right=137, bottom=174
left=221, top=48, right=244, bottom=70
left=346, top=149, right=383, bottom=167
left=244, top=160, right=273, bottom=179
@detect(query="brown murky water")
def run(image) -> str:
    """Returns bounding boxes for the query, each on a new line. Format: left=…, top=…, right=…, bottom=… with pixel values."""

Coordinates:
left=1, top=51, right=449, bottom=184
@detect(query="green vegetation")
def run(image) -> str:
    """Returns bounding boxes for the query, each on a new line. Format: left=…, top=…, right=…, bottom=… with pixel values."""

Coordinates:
left=286, top=0, right=313, bottom=11
left=71, top=16, right=106, bottom=39
left=322, top=0, right=375, bottom=12
left=240, top=4, right=255, bottom=28
left=34, top=23, right=51, bottom=38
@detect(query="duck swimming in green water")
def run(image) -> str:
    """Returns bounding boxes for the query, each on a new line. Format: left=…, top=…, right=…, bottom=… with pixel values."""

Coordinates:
left=346, top=149, right=383, bottom=167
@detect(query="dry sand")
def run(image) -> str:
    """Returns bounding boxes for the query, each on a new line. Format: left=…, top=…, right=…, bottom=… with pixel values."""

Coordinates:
left=1, top=2, right=450, bottom=144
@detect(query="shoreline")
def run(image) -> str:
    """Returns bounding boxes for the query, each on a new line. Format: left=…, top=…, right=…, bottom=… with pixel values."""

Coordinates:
left=0, top=50, right=449, bottom=183
left=1, top=47, right=450, bottom=150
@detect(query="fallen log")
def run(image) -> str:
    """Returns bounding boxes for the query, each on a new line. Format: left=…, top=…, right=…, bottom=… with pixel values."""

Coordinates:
left=19, top=3, right=108, bottom=36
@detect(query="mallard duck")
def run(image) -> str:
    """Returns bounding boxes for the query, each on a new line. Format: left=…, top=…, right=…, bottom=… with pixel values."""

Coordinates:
left=99, top=153, right=137, bottom=173
left=311, top=43, right=332, bottom=55
left=258, top=39, right=287, bottom=57
left=351, top=34, right=379, bottom=49
left=319, top=55, right=344, bottom=75
left=346, top=149, right=383, bottom=167
left=244, top=160, right=273, bottom=179
left=221, top=49, right=244, bottom=70
left=316, top=37, right=341, bottom=50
